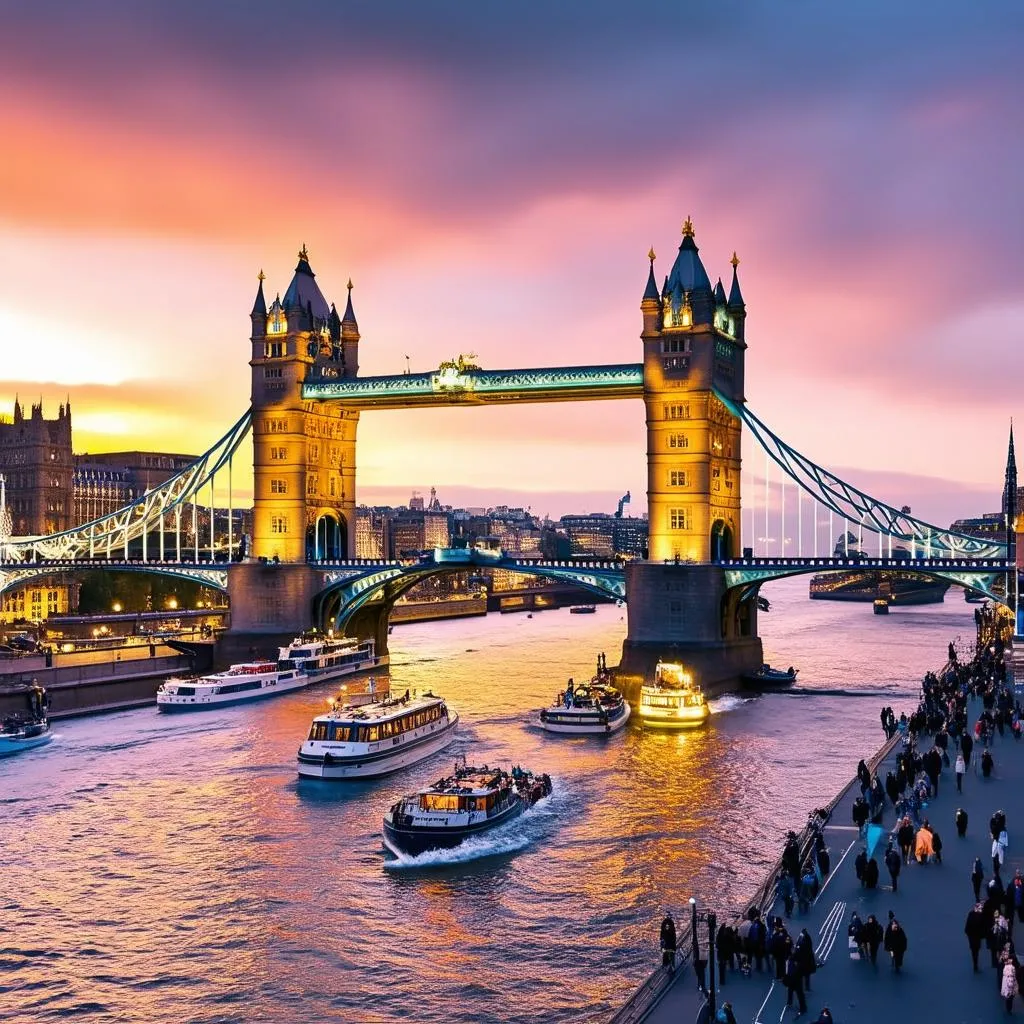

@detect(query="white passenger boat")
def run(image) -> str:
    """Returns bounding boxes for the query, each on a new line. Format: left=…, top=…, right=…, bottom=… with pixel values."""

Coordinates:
left=157, top=661, right=308, bottom=712
left=278, top=635, right=388, bottom=682
left=637, top=661, right=710, bottom=729
left=0, top=715, right=53, bottom=757
left=540, top=679, right=631, bottom=735
left=297, top=690, right=459, bottom=780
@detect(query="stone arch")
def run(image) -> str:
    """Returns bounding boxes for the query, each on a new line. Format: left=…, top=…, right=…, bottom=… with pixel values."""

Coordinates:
left=306, top=510, right=347, bottom=561
left=710, top=518, right=734, bottom=561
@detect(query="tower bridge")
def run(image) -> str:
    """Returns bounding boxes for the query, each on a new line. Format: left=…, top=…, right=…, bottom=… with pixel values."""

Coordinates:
left=1, top=223, right=1016, bottom=693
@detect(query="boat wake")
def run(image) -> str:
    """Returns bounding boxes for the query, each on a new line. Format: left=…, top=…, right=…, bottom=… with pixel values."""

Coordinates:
left=708, top=695, right=755, bottom=714
left=383, top=830, right=533, bottom=870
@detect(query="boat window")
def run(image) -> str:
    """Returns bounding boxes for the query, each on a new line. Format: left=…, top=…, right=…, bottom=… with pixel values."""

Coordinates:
left=365, top=725, right=379, bottom=742
left=176, top=686, right=195, bottom=696
left=309, top=722, right=328, bottom=741
left=422, top=794, right=464, bottom=812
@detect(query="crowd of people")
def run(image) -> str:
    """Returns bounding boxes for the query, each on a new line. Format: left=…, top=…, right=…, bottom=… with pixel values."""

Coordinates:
left=654, top=627, right=1023, bottom=1021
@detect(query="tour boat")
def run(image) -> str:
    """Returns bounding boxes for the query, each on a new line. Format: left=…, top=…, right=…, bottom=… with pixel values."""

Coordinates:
left=873, top=598, right=891, bottom=615
left=637, top=661, right=710, bottom=729
left=297, top=690, right=459, bottom=780
left=157, top=661, right=308, bottom=712
left=0, top=714, right=53, bottom=757
left=540, top=679, right=631, bottom=735
left=382, top=760, right=553, bottom=857
left=741, top=663, right=799, bottom=689
left=569, top=604, right=597, bottom=614
left=278, top=635, right=387, bottom=681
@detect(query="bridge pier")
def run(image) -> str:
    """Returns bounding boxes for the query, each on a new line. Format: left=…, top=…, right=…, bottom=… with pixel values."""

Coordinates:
left=226, top=560, right=323, bottom=638
left=617, top=562, right=762, bottom=699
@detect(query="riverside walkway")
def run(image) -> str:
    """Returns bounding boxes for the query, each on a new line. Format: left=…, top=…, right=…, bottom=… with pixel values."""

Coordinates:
left=639, top=698, right=1024, bottom=1024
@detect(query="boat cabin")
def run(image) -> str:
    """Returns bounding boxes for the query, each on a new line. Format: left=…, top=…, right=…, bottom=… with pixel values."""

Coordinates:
left=307, top=694, right=446, bottom=743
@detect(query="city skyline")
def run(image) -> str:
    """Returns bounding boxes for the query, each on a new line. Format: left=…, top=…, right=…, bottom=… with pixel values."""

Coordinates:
left=1, top=3, right=1022, bottom=524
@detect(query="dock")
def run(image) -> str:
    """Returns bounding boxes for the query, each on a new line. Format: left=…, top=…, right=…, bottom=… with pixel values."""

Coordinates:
left=613, top=697, right=1022, bottom=1023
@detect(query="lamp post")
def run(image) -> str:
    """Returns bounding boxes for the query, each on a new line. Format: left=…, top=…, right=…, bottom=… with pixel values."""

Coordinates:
left=689, top=898, right=717, bottom=1019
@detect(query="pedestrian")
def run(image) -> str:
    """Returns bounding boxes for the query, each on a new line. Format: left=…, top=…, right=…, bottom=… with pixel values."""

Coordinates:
left=715, top=1002, right=738, bottom=1024
left=884, top=917, right=908, bottom=972
left=854, top=848, right=868, bottom=886
left=931, top=828, right=943, bottom=865
left=897, top=817, right=915, bottom=863
left=848, top=911, right=866, bottom=960
left=795, top=928, right=816, bottom=992
left=659, top=914, right=676, bottom=970
left=993, top=835, right=1006, bottom=878
left=962, top=730, right=974, bottom=765
left=864, top=857, right=880, bottom=890
left=1011, top=871, right=1024, bottom=924
left=956, top=807, right=968, bottom=838
left=965, top=902, right=986, bottom=972
left=777, top=870, right=796, bottom=916
left=769, top=920, right=793, bottom=980
left=982, top=749, right=994, bottom=778
left=955, top=752, right=966, bottom=792
left=812, top=1010, right=834, bottom=1024
left=973, top=857, right=986, bottom=901
left=885, top=845, right=902, bottom=892
left=862, top=914, right=883, bottom=965
left=1002, top=957, right=1019, bottom=1012
left=852, top=796, right=869, bottom=835
left=989, top=914, right=1009, bottom=968
left=783, top=952, right=807, bottom=1016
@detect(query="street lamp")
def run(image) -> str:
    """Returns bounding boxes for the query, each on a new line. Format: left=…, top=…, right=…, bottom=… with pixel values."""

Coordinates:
left=690, top=898, right=717, bottom=1020
left=112, top=601, right=122, bottom=613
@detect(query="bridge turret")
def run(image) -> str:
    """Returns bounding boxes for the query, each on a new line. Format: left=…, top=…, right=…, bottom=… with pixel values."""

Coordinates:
left=341, top=280, right=360, bottom=378
left=250, top=271, right=267, bottom=340
left=640, top=217, right=744, bottom=563
left=727, top=252, right=746, bottom=344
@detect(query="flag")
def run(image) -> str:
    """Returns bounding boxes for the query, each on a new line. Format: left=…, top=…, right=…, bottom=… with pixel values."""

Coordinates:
left=866, top=823, right=886, bottom=859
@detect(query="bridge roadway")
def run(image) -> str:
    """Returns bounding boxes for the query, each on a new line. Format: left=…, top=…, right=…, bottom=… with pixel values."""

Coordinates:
left=632, top=695, right=1023, bottom=1024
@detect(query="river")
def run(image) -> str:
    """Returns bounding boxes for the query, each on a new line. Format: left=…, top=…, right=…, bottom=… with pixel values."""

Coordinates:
left=0, top=578, right=975, bottom=1023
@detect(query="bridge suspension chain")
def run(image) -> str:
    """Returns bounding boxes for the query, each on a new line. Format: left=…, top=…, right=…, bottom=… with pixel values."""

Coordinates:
left=717, top=390, right=1006, bottom=560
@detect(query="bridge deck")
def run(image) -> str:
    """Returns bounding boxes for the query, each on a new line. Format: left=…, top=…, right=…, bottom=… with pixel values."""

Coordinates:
left=641, top=696, right=1020, bottom=1024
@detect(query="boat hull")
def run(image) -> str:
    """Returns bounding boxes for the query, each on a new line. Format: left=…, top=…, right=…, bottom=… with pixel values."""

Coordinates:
left=298, top=715, right=460, bottom=780
left=0, top=731, right=53, bottom=757
left=382, top=798, right=527, bottom=858
left=637, top=713, right=709, bottom=730
left=157, top=674, right=312, bottom=712
left=540, top=703, right=631, bottom=735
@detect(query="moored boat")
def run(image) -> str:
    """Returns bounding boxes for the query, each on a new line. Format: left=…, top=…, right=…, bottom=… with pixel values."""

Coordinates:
left=298, top=690, right=458, bottom=780
left=637, top=661, right=709, bottom=729
left=278, top=634, right=388, bottom=681
left=741, top=663, right=799, bottom=689
left=569, top=604, right=596, bottom=614
left=157, top=661, right=308, bottom=712
left=382, top=761, right=552, bottom=857
left=0, top=714, right=53, bottom=757
left=873, top=598, right=890, bottom=615
left=540, top=679, right=630, bottom=735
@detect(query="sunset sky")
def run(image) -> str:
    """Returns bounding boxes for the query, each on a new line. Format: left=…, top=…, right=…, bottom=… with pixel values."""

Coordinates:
left=1, top=2, right=1022, bottom=527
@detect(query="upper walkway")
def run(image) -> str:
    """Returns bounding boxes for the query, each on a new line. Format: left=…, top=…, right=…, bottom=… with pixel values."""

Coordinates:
left=637, top=697, right=1024, bottom=1024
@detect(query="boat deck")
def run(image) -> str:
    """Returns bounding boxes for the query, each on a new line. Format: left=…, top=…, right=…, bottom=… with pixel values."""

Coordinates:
left=637, top=696, right=1024, bottom=1024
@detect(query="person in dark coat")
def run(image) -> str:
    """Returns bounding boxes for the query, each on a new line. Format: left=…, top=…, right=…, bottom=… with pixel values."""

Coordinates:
left=794, top=927, right=816, bottom=992
left=884, top=918, right=908, bottom=971
left=956, top=807, right=969, bottom=838
left=982, top=749, right=994, bottom=778
left=885, top=845, right=902, bottom=892
left=863, top=857, right=880, bottom=890
left=973, top=857, right=986, bottom=902
left=897, top=818, right=915, bottom=864
left=852, top=796, right=869, bottom=834
left=862, top=914, right=883, bottom=965
left=855, top=848, right=868, bottom=885
left=962, top=730, right=974, bottom=765
left=769, top=920, right=793, bottom=980
left=716, top=921, right=736, bottom=985
left=717, top=1003, right=738, bottom=1024
left=931, top=827, right=943, bottom=865
left=784, top=953, right=807, bottom=1014
left=812, top=1010, right=834, bottom=1024
left=885, top=770, right=900, bottom=807
left=965, top=902, right=987, bottom=971
left=659, top=914, right=677, bottom=970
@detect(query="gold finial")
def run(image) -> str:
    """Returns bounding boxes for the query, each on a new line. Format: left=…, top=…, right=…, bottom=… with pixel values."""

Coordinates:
left=257, top=269, right=265, bottom=282
left=682, top=216, right=695, bottom=238
left=346, top=278, right=353, bottom=291
left=298, top=243, right=309, bottom=260
left=647, top=247, right=656, bottom=263
left=730, top=251, right=740, bottom=269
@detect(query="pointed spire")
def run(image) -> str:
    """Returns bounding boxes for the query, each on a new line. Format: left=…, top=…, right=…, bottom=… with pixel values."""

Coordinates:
left=642, top=248, right=659, bottom=302
left=342, top=278, right=358, bottom=328
left=727, top=251, right=745, bottom=308
left=251, top=269, right=267, bottom=316
left=714, top=277, right=727, bottom=305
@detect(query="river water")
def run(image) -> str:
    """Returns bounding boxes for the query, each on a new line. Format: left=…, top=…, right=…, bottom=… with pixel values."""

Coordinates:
left=1, top=578, right=975, bottom=1023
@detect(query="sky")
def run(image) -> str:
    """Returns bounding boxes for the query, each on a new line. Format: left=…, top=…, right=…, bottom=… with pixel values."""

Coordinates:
left=1, top=1, right=1022, bottom=527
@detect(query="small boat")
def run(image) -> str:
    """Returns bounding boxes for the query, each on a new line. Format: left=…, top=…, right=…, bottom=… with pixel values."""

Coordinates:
left=873, top=598, right=890, bottom=615
left=637, top=661, right=710, bottom=729
left=157, top=660, right=308, bottom=712
left=298, top=690, right=459, bottom=780
left=382, top=760, right=552, bottom=857
left=965, top=590, right=987, bottom=604
left=569, top=604, right=596, bottom=614
left=741, top=663, right=799, bottom=689
left=0, top=714, right=53, bottom=757
left=540, top=679, right=631, bottom=735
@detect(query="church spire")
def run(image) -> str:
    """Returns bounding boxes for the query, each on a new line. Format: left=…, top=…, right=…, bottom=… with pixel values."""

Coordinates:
left=1004, top=419, right=1017, bottom=562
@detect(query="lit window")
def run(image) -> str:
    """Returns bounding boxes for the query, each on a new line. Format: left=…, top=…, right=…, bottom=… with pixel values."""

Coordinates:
left=271, top=516, right=288, bottom=534
left=670, top=470, right=688, bottom=487
left=664, top=404, right=689, bottom=420
left=668, top=434, right=689, bottom=450
left=669, top=508, right=691, bottom=531
left=270, top=480, right=287, bottom=494
left=264, top=341, right=283, bottom=358
left=267, top=309, right=286, bottom=335
left=270, top=447, right=287, bottom=461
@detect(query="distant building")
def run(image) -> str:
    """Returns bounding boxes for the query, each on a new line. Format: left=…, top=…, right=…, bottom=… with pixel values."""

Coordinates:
left=355, top=507, right=389, bottom=559
left=559, top=512, right=648, bottom=559
left=0, top=399, right=73, bottom=535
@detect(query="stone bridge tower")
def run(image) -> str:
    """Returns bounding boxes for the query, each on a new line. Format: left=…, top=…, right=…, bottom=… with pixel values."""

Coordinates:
left=620, top=219, right=761, bottom=695
left=248, top=247, right=359, bottom=563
